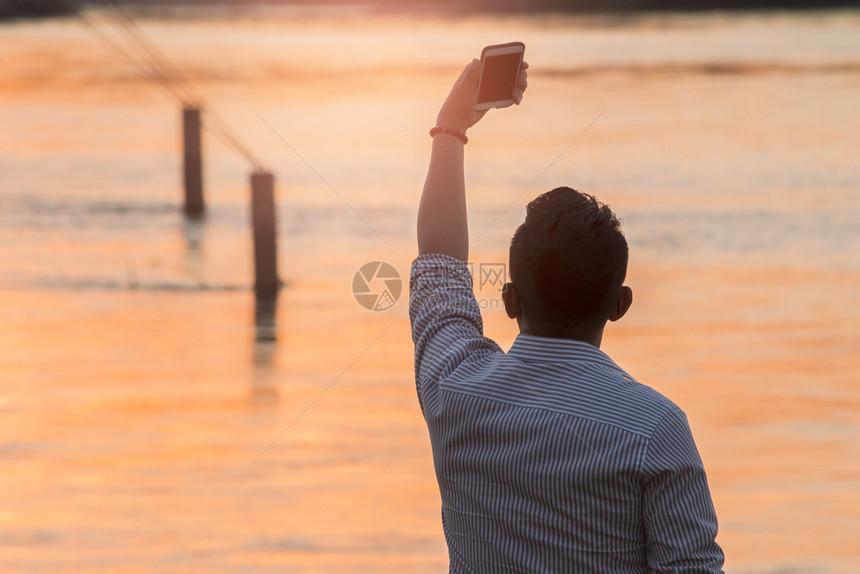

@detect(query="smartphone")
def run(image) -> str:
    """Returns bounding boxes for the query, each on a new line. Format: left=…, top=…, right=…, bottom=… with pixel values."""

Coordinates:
left=475, top=42, right=525, bottom=111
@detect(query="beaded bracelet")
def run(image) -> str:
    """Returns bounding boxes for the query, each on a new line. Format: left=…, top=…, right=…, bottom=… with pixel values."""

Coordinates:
left=429, top=126, right=468, bottom=145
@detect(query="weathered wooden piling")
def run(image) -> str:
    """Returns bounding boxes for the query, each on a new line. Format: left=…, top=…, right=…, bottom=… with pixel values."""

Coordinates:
left=182, top=106, right=204, bottom=218
left=251, top=170, right=279, bottom=300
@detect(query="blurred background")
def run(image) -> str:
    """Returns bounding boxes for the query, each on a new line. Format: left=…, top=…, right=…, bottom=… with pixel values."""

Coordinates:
left=0, top=1, right=858, bottom=572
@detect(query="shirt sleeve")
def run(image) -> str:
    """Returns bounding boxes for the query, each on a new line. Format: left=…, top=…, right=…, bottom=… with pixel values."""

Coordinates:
left=642, top=408, right=725, bottom=573
left=409, top=253, right=502, bottom=417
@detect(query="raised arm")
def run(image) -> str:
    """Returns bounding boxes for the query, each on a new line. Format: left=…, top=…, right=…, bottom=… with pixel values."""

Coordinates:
left=417, top=59, right=527, bottom=261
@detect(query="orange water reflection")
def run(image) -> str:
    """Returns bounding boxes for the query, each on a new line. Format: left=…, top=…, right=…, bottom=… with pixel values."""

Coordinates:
left=1, top=8, right=858, bottom=573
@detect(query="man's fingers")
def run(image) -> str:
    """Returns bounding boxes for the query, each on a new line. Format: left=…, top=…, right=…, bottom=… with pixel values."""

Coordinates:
left=465, top=58, right=482, bottom=87
left=513, top=64, right=528, bottom=105
left=455, top=59, right=480, bottom=86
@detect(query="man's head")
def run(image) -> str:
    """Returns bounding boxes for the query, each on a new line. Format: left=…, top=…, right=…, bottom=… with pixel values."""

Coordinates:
left=503, top=187, right=633, bottom=345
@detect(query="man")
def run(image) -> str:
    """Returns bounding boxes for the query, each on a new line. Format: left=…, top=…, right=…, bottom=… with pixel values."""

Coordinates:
left=409, top=58, right=725, bottom=573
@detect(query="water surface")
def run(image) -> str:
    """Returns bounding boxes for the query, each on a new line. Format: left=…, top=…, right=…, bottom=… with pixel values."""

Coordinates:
left=0, top=8, right=858, bottom=573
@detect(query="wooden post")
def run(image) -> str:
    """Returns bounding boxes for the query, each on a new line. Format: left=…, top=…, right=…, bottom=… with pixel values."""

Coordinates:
left=251, top=170, right=279, bottom=300
left=183, top=106, right=204, bottom=218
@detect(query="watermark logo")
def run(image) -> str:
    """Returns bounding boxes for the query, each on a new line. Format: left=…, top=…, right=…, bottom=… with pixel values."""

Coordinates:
left=478, top=262, right=506, bottom=292
left=352, top=261, right=402, bottom=311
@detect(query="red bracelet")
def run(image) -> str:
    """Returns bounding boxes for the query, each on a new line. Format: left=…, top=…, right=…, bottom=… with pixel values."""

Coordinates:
left=430, top=126, right=468, bottom=145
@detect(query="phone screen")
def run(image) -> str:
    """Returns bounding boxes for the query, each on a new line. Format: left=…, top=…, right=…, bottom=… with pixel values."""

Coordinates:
left=477, top=52, right=522, bottom=104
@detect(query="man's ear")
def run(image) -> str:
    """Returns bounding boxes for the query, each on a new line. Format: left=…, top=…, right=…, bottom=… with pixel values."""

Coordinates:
left=502, top=282, right=520, bottom=320
left=608, top=286, right=633, bottom=322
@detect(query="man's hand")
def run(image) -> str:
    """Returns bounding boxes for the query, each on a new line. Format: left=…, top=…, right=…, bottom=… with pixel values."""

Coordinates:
left=436, top=59, right=529, bottom=133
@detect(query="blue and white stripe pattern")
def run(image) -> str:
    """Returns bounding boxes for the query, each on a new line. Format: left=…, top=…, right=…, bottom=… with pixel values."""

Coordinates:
left=410, top=254, right=724, bottom=573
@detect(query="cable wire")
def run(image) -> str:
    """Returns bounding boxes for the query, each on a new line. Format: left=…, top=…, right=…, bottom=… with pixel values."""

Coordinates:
left=79, top=3, right=264, bottom=170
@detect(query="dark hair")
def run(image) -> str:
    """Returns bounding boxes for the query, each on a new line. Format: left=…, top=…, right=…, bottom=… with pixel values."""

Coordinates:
left=509, top=187, right=628, bottom=338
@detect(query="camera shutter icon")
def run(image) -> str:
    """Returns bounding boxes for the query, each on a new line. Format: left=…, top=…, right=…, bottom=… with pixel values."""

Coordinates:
left=352, top=261, right=402, bottom=311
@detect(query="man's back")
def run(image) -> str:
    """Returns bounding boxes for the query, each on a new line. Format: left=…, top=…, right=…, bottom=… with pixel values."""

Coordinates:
left=411, top=254, right=724, bottom=573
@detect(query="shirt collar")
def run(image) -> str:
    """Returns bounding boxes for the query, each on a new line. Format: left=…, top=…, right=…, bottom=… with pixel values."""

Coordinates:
left=508, top=334, right=628, bottom=374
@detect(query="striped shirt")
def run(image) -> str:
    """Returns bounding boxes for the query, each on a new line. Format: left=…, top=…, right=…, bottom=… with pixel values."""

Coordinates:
left=409, top=253, right=724, bottom=574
